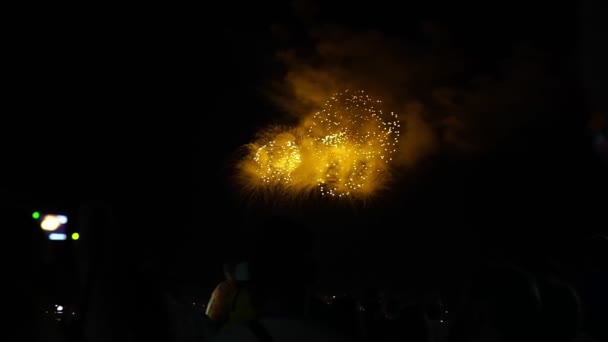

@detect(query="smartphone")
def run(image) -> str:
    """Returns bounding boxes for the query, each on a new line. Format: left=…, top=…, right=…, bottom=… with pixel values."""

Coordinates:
left=35, top=212, right=69, bottom=241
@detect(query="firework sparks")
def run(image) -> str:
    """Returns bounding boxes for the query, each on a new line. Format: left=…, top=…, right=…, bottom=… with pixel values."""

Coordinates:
left=238, top=90, right=400, bottom=199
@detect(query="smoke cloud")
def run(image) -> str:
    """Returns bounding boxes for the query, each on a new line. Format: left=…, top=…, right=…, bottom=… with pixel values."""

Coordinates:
left=237, top=1, right=569, bottom=199
left=270, top=24, right=562, bottom=157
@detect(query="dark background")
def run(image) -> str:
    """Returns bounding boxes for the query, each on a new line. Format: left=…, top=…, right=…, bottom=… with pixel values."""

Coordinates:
left=4, top=0, right=607, bottom=298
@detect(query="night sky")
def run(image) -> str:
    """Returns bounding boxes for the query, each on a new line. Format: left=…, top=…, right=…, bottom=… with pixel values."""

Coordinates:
left=6, top=1, right=607, bottom=288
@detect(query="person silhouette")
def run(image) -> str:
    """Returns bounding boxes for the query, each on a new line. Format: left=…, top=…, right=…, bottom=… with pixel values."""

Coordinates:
left=212, top=215, right=354, bottom=342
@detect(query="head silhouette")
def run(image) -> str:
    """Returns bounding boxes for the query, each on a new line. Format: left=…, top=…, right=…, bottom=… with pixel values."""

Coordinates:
left=468, top=264, right=541, bottom=342
left=537, top=276, right=582, bottom=342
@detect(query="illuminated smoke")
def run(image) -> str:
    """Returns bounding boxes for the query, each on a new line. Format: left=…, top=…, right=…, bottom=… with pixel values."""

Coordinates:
left=238, top=90, right=400, bottom=199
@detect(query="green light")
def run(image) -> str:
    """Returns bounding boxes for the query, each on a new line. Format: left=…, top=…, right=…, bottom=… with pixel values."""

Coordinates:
left=32, top=211, right=40, bottom=219
left=71, top=232, right=80, bottom=241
